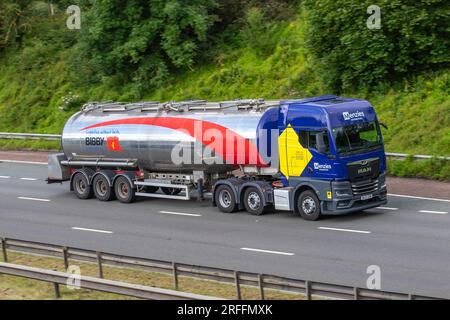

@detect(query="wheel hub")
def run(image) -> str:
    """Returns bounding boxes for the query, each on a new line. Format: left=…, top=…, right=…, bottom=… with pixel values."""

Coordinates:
left=302, top=197, right=316, bottom=215
left=247, top=192, right=261, bottom=210
left=219, top=190, right=231, bottom=208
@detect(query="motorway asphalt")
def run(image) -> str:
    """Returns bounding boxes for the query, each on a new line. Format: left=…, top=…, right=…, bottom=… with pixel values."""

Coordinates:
left=0, top=161, right=449, bottom=298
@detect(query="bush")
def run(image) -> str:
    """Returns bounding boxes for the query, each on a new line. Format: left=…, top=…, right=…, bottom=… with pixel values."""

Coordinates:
left=387, top=157, right=450, bottom=181
left=304, top=0, right=450, bottom=91
left=77, top=0, right=218, bottom=96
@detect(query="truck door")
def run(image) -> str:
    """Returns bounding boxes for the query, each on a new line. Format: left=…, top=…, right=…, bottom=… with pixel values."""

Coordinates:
left=279, top=125, right=312, bottom=178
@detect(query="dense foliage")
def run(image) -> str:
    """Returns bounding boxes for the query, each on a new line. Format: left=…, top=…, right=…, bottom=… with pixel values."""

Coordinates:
left=0, top=1, right=448, bottom=179
left=304, top=0, right=450, bottom=91
left=74, top=0, right=217, bottom=95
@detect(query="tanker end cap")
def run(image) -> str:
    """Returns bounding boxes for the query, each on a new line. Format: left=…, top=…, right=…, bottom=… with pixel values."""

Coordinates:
left=47, top=153, right=70, bottom=183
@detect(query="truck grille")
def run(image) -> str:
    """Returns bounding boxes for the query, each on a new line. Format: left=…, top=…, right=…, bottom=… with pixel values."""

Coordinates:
left=351, top=179, right=379, bottom=195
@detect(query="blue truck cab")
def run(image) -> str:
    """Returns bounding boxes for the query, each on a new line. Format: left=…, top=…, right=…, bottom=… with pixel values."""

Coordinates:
left=273, top=95, right=388, bottom=220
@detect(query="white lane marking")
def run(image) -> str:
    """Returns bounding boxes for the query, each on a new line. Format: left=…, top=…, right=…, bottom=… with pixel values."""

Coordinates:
left=71, top=227, right=113, bottom=234
left=0, top=175, right=11, bottom=179
left=240, top=247, right=295, bottom=256
left=0, top=159, right=47, bottom=165
left=18, top=196, right=50, bottom=202
left=376, top=206, right=399, bottom=211
left=388, top=193, right=450, bottom=203
left=20, top=177, right=38, bottom=181
left=159, top=210, right=201, bottom=217
left=419, top=210, right=448, bottom=215
left=318, top=227, right=371, bottom=234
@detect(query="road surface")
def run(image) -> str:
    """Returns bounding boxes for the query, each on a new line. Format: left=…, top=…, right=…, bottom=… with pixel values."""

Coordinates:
left=0, top=160, right=449, bottom=298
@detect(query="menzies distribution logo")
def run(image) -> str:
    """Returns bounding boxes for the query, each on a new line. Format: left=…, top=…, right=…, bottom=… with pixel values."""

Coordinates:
left=343, top=111, right=365, bottom=121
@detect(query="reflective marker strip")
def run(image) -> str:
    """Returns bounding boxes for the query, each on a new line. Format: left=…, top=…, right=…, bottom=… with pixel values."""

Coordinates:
left=418, top=210, right=448, bottom=215
left=0, top=159, right=47, bottom=165
left=17, top=197, right=50, bottom=202
left=159, top=211, right=201, bottom=217
left=71, top=227, right=113, bottom=234
left=240, top=247, right=295, bottom=256
left=376, top=207, right=399, bottom=211
left=388, top=193, right=450, bottom=203
left=20, top=178, right=38, bottom=181
left=318, top=227, right=371, bottom=234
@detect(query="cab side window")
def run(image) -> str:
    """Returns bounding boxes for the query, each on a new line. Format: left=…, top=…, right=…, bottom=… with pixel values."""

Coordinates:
left=298, top=130, right=330, bottom=154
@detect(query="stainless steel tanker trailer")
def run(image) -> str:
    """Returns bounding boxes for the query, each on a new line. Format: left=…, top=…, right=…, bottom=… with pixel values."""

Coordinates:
left=48, top=95, right=388, bottom=220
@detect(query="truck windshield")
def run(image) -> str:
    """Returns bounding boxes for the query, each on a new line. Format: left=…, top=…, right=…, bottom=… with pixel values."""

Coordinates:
left=332, top=121, right=382, bottom=156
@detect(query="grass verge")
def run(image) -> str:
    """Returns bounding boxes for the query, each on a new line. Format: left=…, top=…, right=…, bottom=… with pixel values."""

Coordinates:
left=0, top=139, right=61, bottom=151
left=387, top=157, right=450, bottom=181
left=0, top=251, right=304, bottom=300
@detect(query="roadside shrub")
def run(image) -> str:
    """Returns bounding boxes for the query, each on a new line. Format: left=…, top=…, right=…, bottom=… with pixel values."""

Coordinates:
left=304, top=0, right=450, bottom=92
left=77, top=0, right=218, bottom=96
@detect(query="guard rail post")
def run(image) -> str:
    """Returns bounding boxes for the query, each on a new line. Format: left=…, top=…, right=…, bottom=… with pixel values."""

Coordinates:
left=172, top=262, right=179, bottom=290
left=234, top=271, right=242, bottom=300
left=53, top=282, right=61, bottom=299
left=62, top=247, right=69, bottom=271
left=1, top=238, right=7, bottom=262
left=258, top=274, right=265, bottom=300
left=97, top=252, right=104, bottom=279
left=305, top=281, right=311, bottom=300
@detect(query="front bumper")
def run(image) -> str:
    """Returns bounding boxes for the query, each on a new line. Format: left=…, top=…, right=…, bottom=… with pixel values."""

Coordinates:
left=321, top=175, right=387, bottom=215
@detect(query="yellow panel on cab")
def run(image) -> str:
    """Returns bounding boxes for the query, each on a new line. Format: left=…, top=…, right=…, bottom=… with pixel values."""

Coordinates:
left=278, top=125, right=312, bottom=179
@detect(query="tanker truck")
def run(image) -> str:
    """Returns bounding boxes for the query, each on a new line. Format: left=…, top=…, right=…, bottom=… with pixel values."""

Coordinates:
left=48, top=95, right=388, bottom=220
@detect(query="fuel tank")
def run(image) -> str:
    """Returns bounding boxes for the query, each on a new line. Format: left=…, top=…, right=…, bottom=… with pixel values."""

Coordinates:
left=61, top=100, right=280, bottom=173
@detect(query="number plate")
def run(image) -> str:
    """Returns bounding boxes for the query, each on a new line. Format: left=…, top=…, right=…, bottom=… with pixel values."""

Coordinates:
left=361, top=194, right=373, bottom=200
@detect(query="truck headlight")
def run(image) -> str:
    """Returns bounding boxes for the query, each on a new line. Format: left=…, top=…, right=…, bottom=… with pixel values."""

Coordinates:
left=380, top=183, right=386, bottom=190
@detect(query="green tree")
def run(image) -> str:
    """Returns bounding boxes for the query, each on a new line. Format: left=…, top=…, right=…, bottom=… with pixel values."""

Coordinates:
left=0, top=0, right=34, bottom=49
left=304, top=0, right=450, bottom=91
left=77, top=0, right=217, bottom=95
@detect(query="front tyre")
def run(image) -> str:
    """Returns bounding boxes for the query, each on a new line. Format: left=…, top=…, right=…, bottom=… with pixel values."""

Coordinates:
left=72, top=173, right=93, bottom=200
left=215, top=185, right=238, bottom=213
left=243, top=187, right=267, bottom=215
left=114, top=176, right=136, bottom=203
left=297, top=190, right=321, bottom=221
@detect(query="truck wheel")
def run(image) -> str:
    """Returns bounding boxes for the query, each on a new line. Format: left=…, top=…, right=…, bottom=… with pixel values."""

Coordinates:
left=72, top=173, right=93, bottom=200
left=161, top=187, right=181, bottom=195
left=93, top=175, right=114, bottom=201
left=215, top=185, right=237, bottom=213
left=297, top=190, right=321, bottom=221
left=114, top=176, right=136, bottom=203
left=243, top=187, right=267, bottom=215
left=144, top=186, right=159, bottom=193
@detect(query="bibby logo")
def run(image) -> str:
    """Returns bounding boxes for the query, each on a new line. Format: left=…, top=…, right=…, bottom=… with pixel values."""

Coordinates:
left=343, top=111, right=365, bottom=121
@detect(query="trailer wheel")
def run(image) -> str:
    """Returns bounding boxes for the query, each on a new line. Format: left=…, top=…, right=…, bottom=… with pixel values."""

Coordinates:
left=296, top=190, right=321, bottom=221
left=93, top=175, right=114, bottom=201
left=114, top=176, right=136, bottom=203
left=161, top=187, right=181, bottom=195
left=243, top=187, right=267, bottom=215
left=144, top=186, right=159, bottom=193
left=72, top=173, right=93, bottom=200
left=215, top=185, right=238, bottom=213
